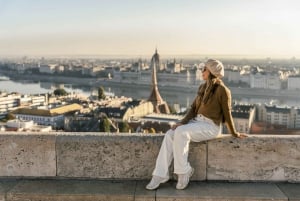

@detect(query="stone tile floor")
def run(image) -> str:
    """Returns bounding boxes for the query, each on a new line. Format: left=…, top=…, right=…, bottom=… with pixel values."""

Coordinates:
left=0, top=179, right=299, bottom=201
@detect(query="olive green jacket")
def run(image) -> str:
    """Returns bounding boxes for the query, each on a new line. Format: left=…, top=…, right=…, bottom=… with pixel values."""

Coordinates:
left=180, top=82, right=239, bottom=137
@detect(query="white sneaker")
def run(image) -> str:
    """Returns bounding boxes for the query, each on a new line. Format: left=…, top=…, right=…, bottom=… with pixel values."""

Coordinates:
left=176, top=167, right=194, bottom=190
left=146, top=176, right=169, bottom=190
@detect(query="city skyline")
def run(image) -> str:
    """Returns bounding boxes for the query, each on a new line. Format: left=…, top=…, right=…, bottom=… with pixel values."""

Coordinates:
left=1, top=0, right=300, bottom=57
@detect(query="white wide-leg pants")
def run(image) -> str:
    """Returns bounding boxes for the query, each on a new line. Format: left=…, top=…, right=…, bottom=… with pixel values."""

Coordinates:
left=152, top=115, right=221, bottom=178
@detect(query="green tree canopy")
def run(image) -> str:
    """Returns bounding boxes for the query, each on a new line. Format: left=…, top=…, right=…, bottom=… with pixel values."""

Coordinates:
left=98, top=86, right=106, bottom=100
left=149, top=127, right=156, bottom=133
left=99, top=117, right=110, bottom=132
left=0, top=113, right=15, bottom=122
left=53, top=88, right=68, bottom=96
left=119, top=121, right=131, bottom=133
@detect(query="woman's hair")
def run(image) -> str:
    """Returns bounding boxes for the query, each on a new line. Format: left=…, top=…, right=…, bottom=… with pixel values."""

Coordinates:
left=198, top=72, right=219, bottom=104
left=208, top=73, right=217, bottom=80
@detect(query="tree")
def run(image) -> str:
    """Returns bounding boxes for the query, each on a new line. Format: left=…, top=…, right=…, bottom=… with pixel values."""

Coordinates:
left=0, top=113, right=15, bottom=122
left=98, top=86, right=106, bottom=100
left=119, top=121, right=131, bottom=133
left=99, top=117, right=110, bottom=132
left=53, top=88, right=68, bottom=96
left=6, top=113, right=15, bottom=120
left=149, top=127, right=156, bottom=133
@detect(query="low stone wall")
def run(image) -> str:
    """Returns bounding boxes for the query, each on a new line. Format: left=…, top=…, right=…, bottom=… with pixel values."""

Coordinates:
left=207, top=135, right=300, bottom=182
left=0, top=132, right=299, bottom=182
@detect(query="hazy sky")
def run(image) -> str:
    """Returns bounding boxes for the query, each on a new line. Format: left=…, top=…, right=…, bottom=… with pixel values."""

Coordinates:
left=0, top=0, right=300, bottom=57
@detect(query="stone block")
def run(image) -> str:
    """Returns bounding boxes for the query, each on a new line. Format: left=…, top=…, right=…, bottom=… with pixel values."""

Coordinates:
left=0, top=183, right=5, bottom=201
left=189, top=142, right=207, bottom=180
left=6, top=180, right=135, bottom=201
left=0, top=133, right=56, bottom=177
left=156, top=182, right=287, bottom=201
left=135, top=181, right=155, bottom=201
left=207, top=135, right=300, bottom=181
left=56, top=133, right=207, bottom=180
left=56, top=133, right=164, bottom=179
left=0, top=180, right=19, bottom=201
left=278, top=183, right=300, bottom=201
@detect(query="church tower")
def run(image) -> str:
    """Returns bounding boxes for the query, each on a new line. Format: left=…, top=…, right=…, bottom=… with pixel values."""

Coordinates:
left=148, top=49, right=170, bottom=114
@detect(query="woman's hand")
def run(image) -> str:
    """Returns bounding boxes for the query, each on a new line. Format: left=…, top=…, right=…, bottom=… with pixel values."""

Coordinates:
left=171, top=122, right=183, bottom=130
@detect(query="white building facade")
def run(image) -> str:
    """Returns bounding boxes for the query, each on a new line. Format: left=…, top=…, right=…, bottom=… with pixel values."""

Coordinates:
left=0, top=93, right=21, bottom=118
left=250, top=72, right=281, bottom=89
left=39, top=64, right=56, bottom=74
left=231, top=105, right=256, bottom=134
left=257, top=105, right=299, bottom=129
left=224, top=69, right=241, bottom=84
left=14, top=113, right=64, bottom=128
left=287, top=76, right=300, bottom=90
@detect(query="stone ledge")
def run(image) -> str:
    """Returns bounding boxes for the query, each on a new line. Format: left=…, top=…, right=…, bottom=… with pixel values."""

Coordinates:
left=0, top=132, right=300, bottom=182
left=207, top=135, right=300, bottom=182
left=0, top=134, right=56, bottom=177
left=1, top=179, right=300, bottom=201
left=56, top=134, right=207, bottom=180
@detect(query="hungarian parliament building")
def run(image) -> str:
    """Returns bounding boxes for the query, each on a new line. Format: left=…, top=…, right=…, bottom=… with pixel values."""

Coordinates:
left=112, top=49, right=203, bottom=88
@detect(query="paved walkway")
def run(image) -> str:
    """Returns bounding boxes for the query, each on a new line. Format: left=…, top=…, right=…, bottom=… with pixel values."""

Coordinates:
left=0, top=179, right=299, bottom=201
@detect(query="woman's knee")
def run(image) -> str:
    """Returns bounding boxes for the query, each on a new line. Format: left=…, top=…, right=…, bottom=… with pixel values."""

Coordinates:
left=174, top=126, right=189, bottom=139
left=164, top=129, right=174, bottom=140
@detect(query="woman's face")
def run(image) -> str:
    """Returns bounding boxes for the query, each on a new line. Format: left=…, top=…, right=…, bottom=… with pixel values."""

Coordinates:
left=201, top=66, right=210, bottom=81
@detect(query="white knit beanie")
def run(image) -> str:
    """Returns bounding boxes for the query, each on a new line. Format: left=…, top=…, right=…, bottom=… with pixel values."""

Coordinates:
left=205, top=59, right=224, bottom=78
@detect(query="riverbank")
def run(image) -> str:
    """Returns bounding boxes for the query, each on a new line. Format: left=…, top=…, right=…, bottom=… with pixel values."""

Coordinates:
left=1, top=69, right=300, bottom=99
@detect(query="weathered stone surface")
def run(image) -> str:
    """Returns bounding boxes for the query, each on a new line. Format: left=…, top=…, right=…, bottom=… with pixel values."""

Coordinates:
left=3, top=179, right=300, bottom=201
left=278, top=183, right=300, bottom=201
left=0, top=183, right=6, bottom=201
left=0, top=133, right=56, bottom=177
left=2, top=132, right=300, bottom=183
left=0, top=185, right=4, bottom=201
left=6, top=180, right=135, bottom=201
left=135, top=181, right=155, bottom=201
left=56, top=133, right=207, bottom=180
left=57, top=133, right=163, bottom=179
left=0, top=180, right=19, bottom=201
left=156, top=181, right=199, bottom=201
left=189, top=142, right=207, bottom=180
left=207, top=135, right=300, bottom=181
left=156, top=182, right=287, bottom=201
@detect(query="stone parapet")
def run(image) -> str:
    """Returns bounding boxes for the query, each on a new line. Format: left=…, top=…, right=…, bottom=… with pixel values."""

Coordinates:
left=0, top=133, right=56, bottom=177
left=56, top=134, right=164, bottom=179
left=207, top=135, right=300, bottom=182
left=0, top=132, right=299, bottom=182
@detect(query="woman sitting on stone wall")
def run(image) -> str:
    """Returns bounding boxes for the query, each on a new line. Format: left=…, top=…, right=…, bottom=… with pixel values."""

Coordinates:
left=146, top=59, right=247, bottom=190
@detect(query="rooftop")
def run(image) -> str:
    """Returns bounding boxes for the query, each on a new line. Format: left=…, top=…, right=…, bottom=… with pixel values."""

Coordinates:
left=231, top=104, right=255, bottom=119
left=265, top=105, right=290, bottom=114
left=12, top=103, right=82, bottom=116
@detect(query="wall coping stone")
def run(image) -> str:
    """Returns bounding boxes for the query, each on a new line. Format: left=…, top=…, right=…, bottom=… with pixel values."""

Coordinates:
left=0, top=132, right=299, bottom=182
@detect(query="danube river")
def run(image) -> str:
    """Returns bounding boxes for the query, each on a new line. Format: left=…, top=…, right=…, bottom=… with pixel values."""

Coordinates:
left=1, top=74, right=300, bottom=109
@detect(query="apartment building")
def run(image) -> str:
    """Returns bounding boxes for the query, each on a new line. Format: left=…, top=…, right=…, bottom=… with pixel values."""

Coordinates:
left=257, top=105, right=300, bottom=129
left=250, top=72, right=282, bottom=89
left=12, top=103, right=82, bottom=129
left=224, top=69, right=241, bottom=84
left=39, top=64, right=56, bottom=74
left=231, top=104, right=256, bottom=134
left=0, top=93, right=21, bottom=118
left=287, top=75, right=300, bottom=90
